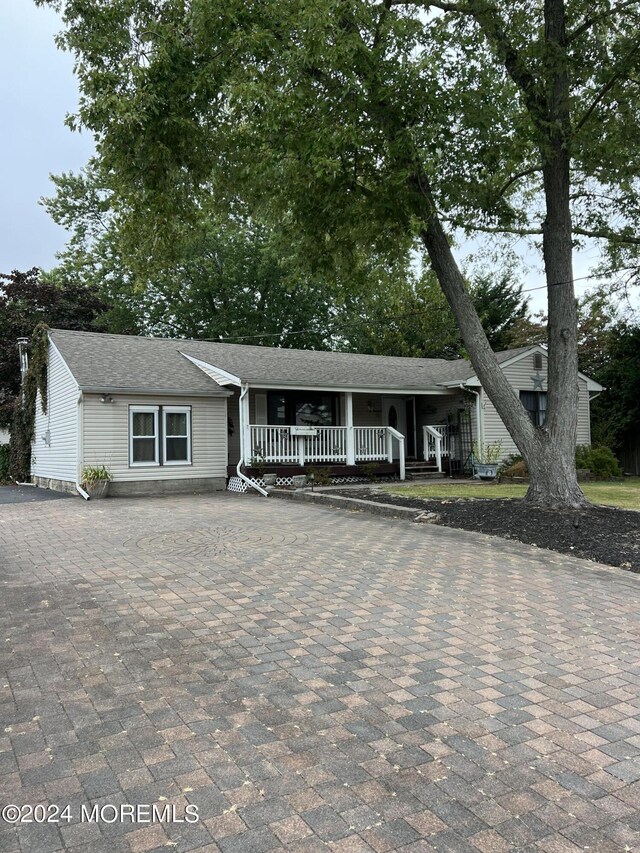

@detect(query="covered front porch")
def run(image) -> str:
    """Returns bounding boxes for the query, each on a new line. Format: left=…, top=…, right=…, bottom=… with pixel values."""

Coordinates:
left=228, top=387, right=475, bottom=481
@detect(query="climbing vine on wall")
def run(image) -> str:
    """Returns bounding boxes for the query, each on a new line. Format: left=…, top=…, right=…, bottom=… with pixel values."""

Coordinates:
left=9, top=323, right=49, bottom=482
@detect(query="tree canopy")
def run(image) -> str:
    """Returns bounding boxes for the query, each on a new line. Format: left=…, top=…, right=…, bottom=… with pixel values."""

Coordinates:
left=0, top=268, right=108, bottom=429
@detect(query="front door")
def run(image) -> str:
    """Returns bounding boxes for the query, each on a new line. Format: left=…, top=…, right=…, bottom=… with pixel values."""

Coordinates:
left=382, top=397, right=407, bottom=460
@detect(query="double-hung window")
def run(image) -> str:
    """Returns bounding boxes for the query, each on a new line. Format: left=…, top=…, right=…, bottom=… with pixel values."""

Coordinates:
left=130, top=406, right=159, bottom=465
left=129, top=405, right=191, bottom=466
left=163, top=407, right=191, bottom=464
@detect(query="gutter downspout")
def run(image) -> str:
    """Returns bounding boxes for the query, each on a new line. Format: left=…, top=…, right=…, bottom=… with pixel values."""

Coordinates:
left=237, top=384, right=268, bottom=497
left=75, top=391, right=90, bottom=500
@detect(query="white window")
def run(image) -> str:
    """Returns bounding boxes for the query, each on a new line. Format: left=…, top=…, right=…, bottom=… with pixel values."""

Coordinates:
left=129, top=405, right=192, bottom=467
left=163, top=407, right=191, bottom=464
left=130, top=406, right=159, bottom=465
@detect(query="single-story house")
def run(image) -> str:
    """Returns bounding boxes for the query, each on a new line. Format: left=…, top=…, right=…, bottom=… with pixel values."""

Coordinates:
left=0, top=428, right=9, bottom=445
left=28, top=329, right=603, bottom=495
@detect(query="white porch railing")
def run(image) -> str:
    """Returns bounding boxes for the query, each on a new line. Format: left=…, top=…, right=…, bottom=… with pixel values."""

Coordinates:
left=354, top=427, right=387, bottom=461
left=247, top=425, right=405, bottom=478
left=423, top=424, right=450, bottom=473
left=249, top=426, right=298, bottom=463
left=304, top=427, right=347, bottom=463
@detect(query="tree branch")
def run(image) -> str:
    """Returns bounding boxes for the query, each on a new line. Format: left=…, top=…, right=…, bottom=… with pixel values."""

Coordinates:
left=573, top=226, right=640, bottom=245
left=388, top=0, right=474, bottom=11
left=574, top=41, right=640, bottom=133
left=496, top=167, right=541, bottom=199
left=568, top=0, right=640, bottom=43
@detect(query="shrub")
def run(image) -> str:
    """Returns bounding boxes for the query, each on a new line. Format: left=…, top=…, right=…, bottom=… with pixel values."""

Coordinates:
left=307, top=466, right=333, bottom=485
left=575, top=445, right=622, bottom=479
left=502, top=460, right=528, bottom=478
left=499, top=453, right=526, bottom=474
left=0, top=444, right=10, bottom=482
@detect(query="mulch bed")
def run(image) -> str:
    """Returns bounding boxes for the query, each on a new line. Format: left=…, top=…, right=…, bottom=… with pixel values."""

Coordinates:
left=332, top=489, right=640, bottom=572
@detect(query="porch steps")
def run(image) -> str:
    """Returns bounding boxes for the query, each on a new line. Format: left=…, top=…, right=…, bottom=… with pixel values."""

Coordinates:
left=405, top=461, right=445, bottom=479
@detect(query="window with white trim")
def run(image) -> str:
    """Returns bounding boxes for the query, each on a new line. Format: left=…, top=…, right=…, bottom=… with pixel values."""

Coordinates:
left=129, top=405, right=192, bottom=466
left=130, top=406, right=159, bottom=465
left=163, top=407, right=191, bottom=464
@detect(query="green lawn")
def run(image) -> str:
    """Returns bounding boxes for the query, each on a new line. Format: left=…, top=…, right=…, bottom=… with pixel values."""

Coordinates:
left=384, top=478, right=640, bottom=510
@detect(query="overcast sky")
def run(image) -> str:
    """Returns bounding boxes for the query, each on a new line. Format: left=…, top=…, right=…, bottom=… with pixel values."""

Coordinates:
left=0, top=0, right=94, bottom=276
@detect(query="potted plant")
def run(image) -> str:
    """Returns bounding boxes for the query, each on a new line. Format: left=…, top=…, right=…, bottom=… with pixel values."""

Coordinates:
left=472, top=442, right=502, bottom=480
left=82, top=465, right=112, bottom=499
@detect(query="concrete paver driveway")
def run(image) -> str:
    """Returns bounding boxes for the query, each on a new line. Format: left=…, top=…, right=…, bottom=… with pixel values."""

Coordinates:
left=0, top=493, right=639, bottom=853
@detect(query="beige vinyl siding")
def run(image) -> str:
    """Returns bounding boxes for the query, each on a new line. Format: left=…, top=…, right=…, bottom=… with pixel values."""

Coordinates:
left=352, top=393, right=383, bottom=427
left=31, top=342, right=79, bottom=483
left=576, top=381, right=591, bottom=446
left=483, top=351, right=591, bottom=457
left=82, top=393, right=227, bottom=481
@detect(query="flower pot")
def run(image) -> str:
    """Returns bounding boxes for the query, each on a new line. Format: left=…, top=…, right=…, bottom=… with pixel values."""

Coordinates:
left=292, top=475, right=307, bottom=488
left=473, top=463, right=498, bottom=480
left=263, top=473, right=277, bottom=486
left=84, top=479, right=110, bottom=499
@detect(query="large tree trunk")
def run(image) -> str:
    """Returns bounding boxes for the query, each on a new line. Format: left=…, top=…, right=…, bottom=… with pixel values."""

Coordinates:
left=419, top=210, right=585, bottom=508
left=532, top=0, right=586, bottom=507
left=415, top=0, right=587, bottom=509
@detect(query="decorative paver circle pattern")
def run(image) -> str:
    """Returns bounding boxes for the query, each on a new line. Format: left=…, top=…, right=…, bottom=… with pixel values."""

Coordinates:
left=132, top=525, right=309, bottom=558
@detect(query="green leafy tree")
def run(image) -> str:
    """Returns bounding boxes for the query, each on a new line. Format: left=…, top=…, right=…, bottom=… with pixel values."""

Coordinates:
left=343, top=268, right=530, bottom=357
left=470, top=272, right=529, bottom=351
left=340, top=270, right=463, bottom=358
left=590, top=322, right=640, bottom=457
left=0, top=268, right=108, bottom=429
left=38, top=0, right=640, bottom=506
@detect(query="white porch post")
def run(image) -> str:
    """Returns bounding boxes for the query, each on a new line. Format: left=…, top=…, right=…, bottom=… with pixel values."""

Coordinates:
left=399, top=436, right=406, bottom=481
left=298, top=436, right=306, bottom=466
left=434, top=434, right=442, bottom=473
left=345, top=392, right=355, bottom=465
left=240, top=384, right=251, bottom=466
left=386, top=431, right=393, bottom=463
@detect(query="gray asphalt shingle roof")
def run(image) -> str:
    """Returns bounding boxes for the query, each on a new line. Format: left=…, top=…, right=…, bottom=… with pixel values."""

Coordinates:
left=49, top=329, right=534, bottom=394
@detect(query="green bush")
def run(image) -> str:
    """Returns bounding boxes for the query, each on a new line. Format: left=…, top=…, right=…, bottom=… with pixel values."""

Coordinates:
left=0, top=444, right=10, bottom=482
left=575, top=445, right=622, bottom=479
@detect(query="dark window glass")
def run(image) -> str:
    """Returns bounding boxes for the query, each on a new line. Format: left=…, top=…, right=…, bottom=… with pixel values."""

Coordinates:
left=165, top=412, right=187, bottom=436
left=268, top=394, right=288, bottom=425
left=132, top=438, right=156, bottom=462
left=133, top=412, right=155, bottom=436
left=165, top=437, right=188, bottom=461
left=267, top=392, right=336, bottom=426
left=520, top=391, right=547, bottom=427
left=295, top=398, right=333, bottom=426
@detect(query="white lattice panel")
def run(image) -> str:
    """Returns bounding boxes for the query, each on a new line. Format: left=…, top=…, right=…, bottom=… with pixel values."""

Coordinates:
left=227, top=477, right=247, bottom=492
left=275, top=476, right=294, bottom=487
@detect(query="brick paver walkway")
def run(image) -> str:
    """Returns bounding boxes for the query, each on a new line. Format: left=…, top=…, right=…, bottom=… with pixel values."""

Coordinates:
left=0, top=493, right=639, bottom=853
